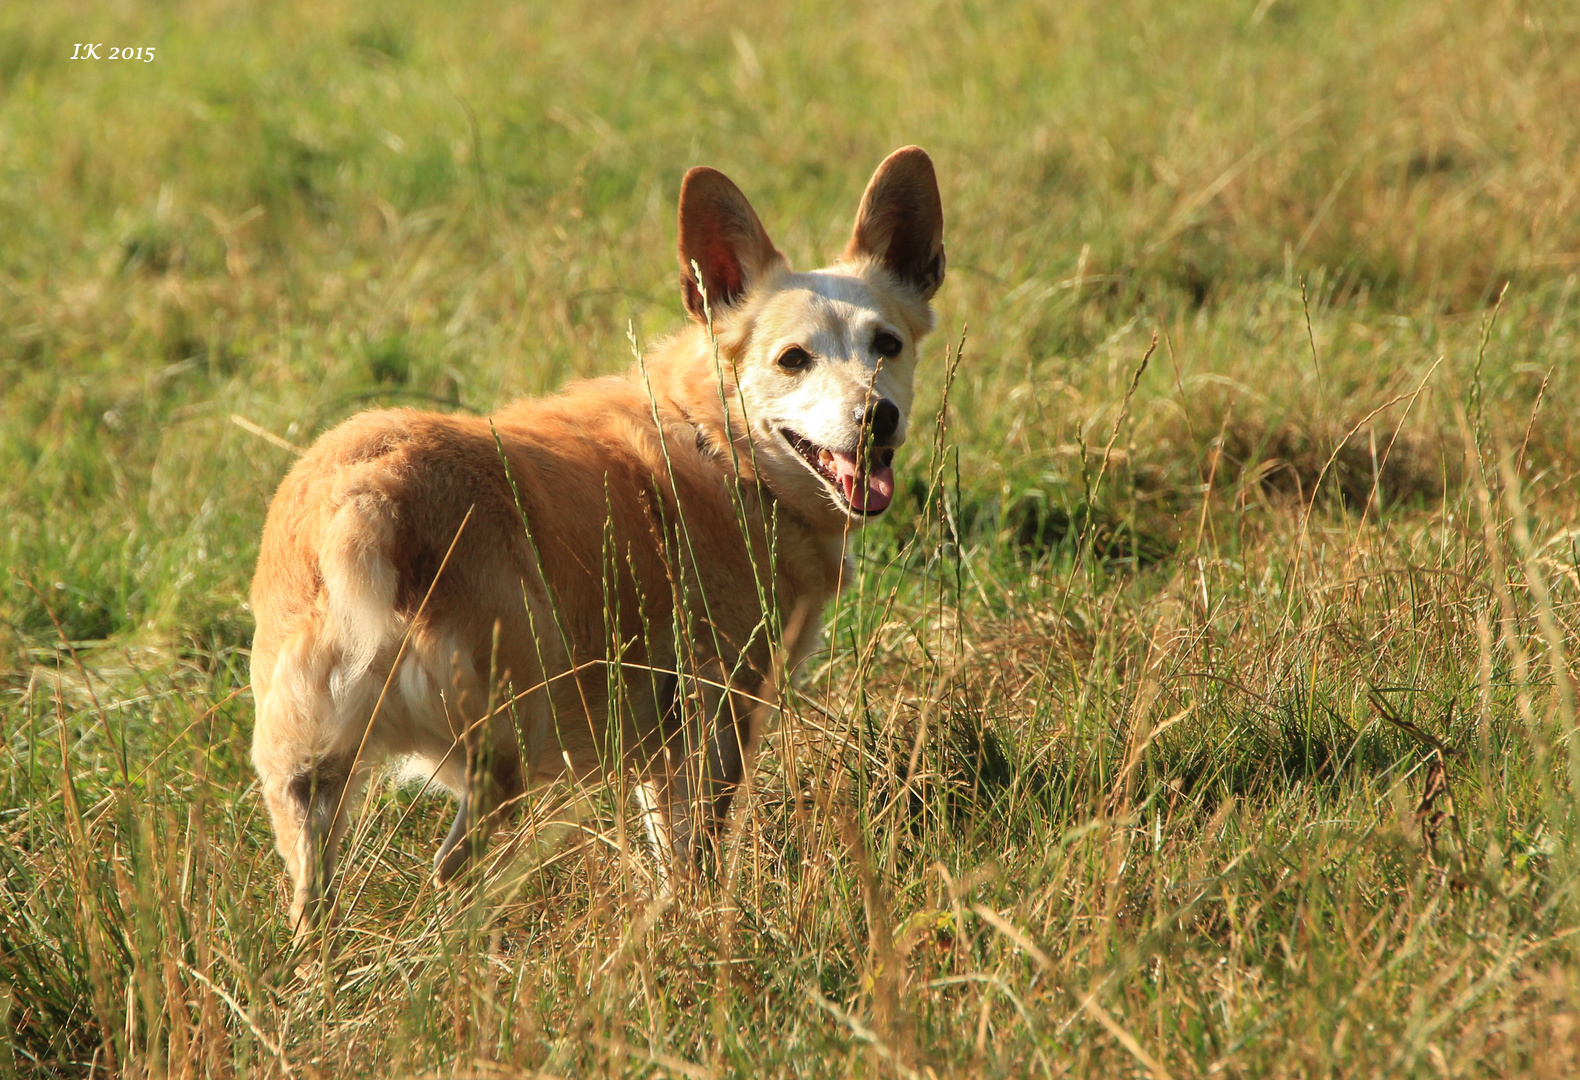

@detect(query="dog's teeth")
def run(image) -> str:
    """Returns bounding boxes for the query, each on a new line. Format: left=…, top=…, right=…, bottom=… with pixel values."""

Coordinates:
left=818, top=449, right=834, bottom=465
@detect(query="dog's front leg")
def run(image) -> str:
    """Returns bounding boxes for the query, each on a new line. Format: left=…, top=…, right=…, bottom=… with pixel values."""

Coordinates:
left=635, top=668, right=696, bottom=888
left=690, top=657, right=761, bottom=873
left=634, top=658, right=759, bottom=884
left=434, top=786, right=474, bottom=882
left=433, top=734, right=526, bottom=884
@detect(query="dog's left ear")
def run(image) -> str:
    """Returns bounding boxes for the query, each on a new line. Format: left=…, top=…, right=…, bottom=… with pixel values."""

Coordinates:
left=845, top=146, right=945, bottom=301
left=677, top=167, right=785, bottom=324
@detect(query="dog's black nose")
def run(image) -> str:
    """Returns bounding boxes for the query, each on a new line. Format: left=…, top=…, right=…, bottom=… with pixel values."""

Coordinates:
left=861, top=399, right=901, bottom=443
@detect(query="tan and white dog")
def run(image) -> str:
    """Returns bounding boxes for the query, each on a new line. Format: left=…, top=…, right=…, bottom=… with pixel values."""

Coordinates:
left=249, top=147, right=945, bottom=932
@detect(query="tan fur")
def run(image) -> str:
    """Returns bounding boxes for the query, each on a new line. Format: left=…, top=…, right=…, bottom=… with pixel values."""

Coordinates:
left=249, top=147, right=945, bottom=933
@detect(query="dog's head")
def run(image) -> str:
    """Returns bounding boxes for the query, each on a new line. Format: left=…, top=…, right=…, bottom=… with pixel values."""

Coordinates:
left=675, top=147, right=945, bottom=529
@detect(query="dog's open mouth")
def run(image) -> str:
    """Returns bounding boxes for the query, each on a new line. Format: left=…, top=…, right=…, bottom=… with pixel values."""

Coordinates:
left=781, top=429, right=896, bottom=515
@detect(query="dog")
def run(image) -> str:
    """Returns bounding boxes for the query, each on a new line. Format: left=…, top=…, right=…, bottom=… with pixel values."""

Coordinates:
left=248, top=146, right=945, bottom=933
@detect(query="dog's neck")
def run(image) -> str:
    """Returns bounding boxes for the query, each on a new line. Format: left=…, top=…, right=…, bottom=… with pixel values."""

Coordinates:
left=638, top=323, right=854, bottom=605
left=643, top=325, right=745, bottom=455
left=639, top=324, right=762, bottom=488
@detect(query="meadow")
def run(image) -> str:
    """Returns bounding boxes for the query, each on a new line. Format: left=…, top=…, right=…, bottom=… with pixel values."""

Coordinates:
left=4, top=0, right=1580, bottom=1075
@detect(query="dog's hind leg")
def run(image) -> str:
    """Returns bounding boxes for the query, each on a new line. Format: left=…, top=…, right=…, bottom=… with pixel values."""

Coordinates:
left=254, top=713, right=369, bottom=936
left=280, top=757, right=365, bottom=934
left=252, top=623, right=381, bottom=938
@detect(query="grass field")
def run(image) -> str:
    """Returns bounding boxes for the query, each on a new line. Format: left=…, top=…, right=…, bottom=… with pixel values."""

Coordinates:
left=5, top=0, right=1580, bottom=1075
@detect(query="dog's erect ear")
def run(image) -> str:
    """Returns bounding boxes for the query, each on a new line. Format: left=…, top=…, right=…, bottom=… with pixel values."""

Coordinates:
left=844, top=146, right=945, bottom=301
left=677, top=167, right=784, bottom=324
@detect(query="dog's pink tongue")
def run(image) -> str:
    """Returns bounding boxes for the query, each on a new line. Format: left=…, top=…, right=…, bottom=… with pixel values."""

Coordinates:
left=831, top=452, right=895, bottom=514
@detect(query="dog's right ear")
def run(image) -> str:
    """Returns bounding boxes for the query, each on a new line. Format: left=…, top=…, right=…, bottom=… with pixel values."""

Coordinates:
left=845, top=146, right=945, bottom=301
left=677, top=167, right=784, bottom=324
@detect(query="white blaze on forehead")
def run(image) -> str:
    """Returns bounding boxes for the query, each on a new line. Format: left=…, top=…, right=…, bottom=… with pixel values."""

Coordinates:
left=748, top=273, right=919, bottom=396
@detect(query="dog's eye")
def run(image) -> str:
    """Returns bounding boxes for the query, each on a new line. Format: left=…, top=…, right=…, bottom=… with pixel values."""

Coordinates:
left=777, top=346, right=812, bottom=371
left=873, top=331, right=903, bottom=358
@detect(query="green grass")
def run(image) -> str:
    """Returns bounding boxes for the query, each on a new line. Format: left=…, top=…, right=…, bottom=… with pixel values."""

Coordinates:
left=5, top=0, right=1580, bottom=1075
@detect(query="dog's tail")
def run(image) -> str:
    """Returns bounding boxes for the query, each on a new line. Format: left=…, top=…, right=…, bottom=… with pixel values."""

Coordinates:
left=319, top=471, right=404, bottom=700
